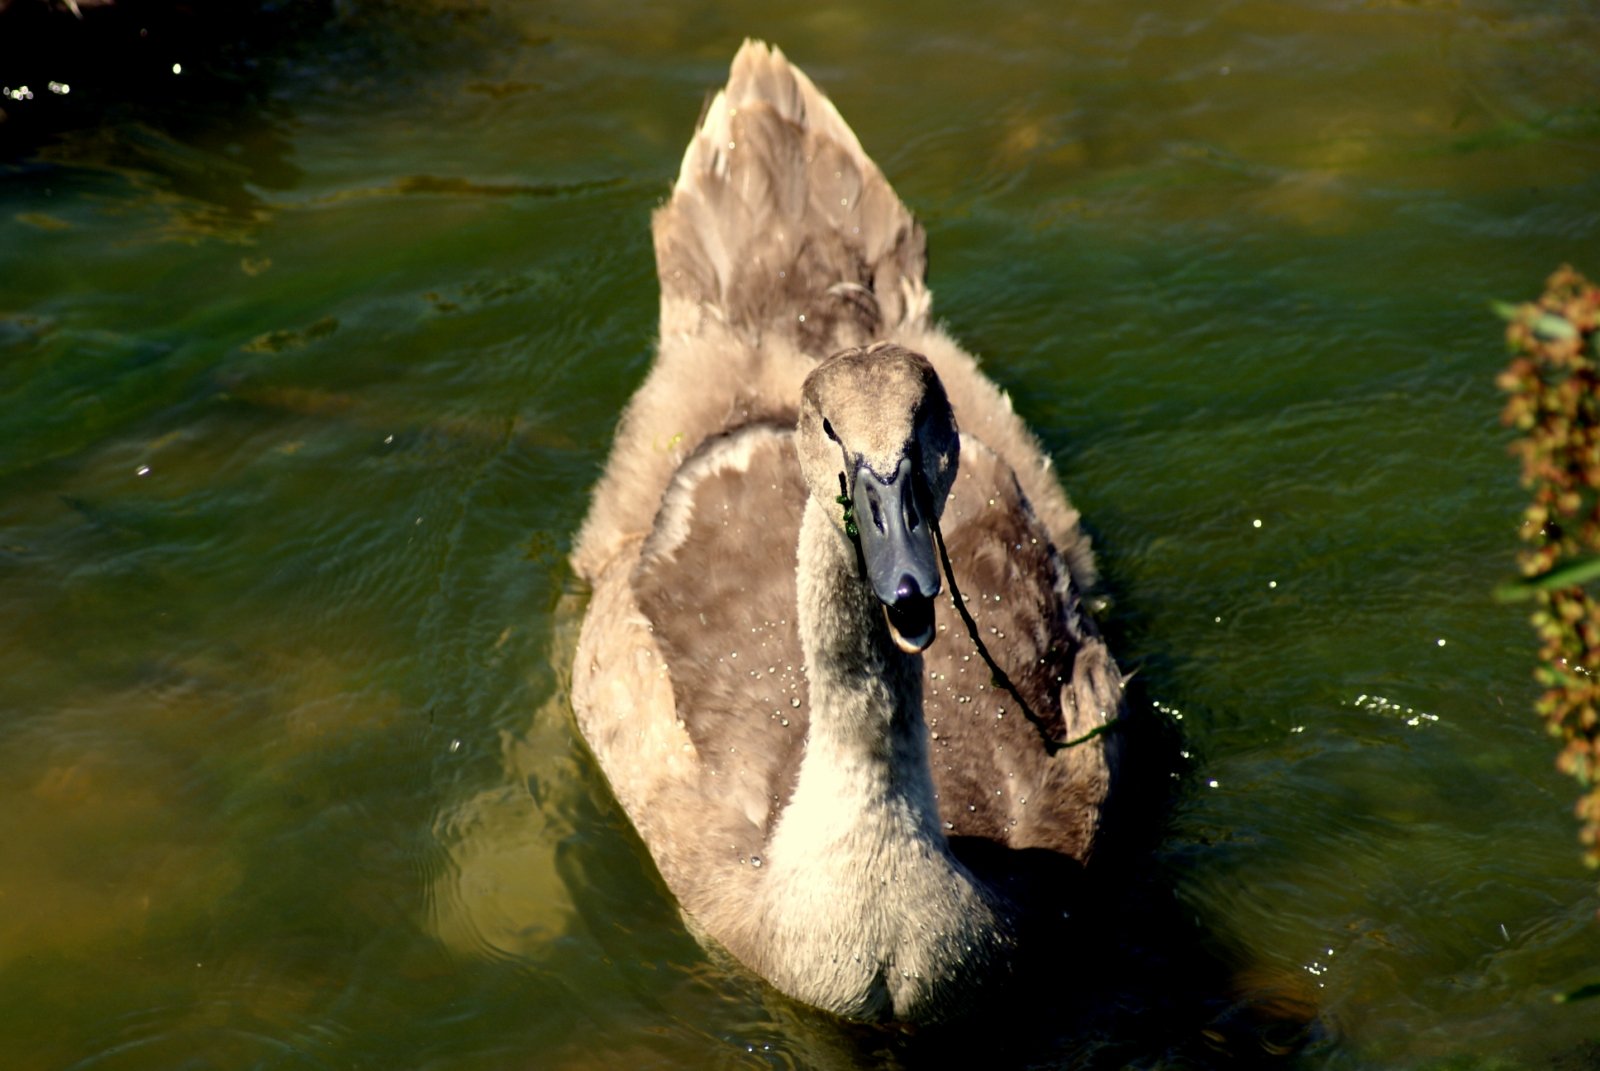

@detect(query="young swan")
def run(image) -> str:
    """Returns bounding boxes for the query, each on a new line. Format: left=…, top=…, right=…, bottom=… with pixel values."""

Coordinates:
left=570, top=41, right=1121, bottom=1026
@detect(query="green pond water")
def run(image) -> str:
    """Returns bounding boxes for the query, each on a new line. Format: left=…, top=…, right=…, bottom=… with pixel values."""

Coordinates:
left=4, top=0, right=1600, bottom=1067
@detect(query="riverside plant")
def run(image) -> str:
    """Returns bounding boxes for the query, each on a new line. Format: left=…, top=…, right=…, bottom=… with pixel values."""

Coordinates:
left=1496, top=266, right=1600, bottom=896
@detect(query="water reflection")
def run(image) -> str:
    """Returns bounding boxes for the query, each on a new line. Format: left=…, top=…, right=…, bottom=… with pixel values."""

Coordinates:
left=428, top=605, right=582, bottom=966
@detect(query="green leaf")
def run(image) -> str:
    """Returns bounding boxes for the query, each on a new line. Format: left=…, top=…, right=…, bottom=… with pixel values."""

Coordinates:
left=1492, top=300, right=1524, bottom=322
left=1494, top=555, right=1600, bottom=602
left=1490, top=299, right=1580, bottom=341
left=1534, top=312, right=1580, bottom=342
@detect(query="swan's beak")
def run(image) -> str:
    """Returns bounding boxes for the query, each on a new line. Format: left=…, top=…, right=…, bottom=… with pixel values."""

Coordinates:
left=852, top=455, right=941, bottom=653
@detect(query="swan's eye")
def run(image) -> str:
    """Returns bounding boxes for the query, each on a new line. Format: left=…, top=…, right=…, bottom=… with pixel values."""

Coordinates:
left=822, top=418, right=840, bottom=444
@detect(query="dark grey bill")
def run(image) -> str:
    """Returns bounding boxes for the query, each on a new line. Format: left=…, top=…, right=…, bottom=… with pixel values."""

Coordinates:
left=851, top=455, right=941, bottom=652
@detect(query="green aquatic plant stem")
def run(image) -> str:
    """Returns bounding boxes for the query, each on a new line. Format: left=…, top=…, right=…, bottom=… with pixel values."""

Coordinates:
left=835, top=495, right=858, bottom=539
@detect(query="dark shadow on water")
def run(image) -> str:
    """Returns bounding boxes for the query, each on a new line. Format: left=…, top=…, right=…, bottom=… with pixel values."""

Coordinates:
left=0, top=0, right=514, bottom=236
left=0, top=1, right=329, bottom=156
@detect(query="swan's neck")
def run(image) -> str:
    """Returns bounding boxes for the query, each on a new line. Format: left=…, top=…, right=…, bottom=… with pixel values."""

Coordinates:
left=750, top=497, right=1010, bottom=1022
left=788, top=497, right=944, bottom=838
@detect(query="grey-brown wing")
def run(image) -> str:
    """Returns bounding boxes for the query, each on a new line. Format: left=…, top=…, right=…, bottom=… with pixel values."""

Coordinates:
left=922, top=438, right=1120, bottom=862
left=631, top=422, right=811, bottom=848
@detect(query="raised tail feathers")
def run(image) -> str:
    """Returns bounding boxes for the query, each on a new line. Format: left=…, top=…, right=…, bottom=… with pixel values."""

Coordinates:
left=652, top=40, right=930, bottom=356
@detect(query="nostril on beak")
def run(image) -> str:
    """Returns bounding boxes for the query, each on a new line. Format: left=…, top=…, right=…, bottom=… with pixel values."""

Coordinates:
left=895, top=573, right=922, bottom=602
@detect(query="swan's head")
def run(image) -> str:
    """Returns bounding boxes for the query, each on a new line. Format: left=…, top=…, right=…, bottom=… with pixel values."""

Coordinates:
left=798, top=343, right=960, bottom=654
